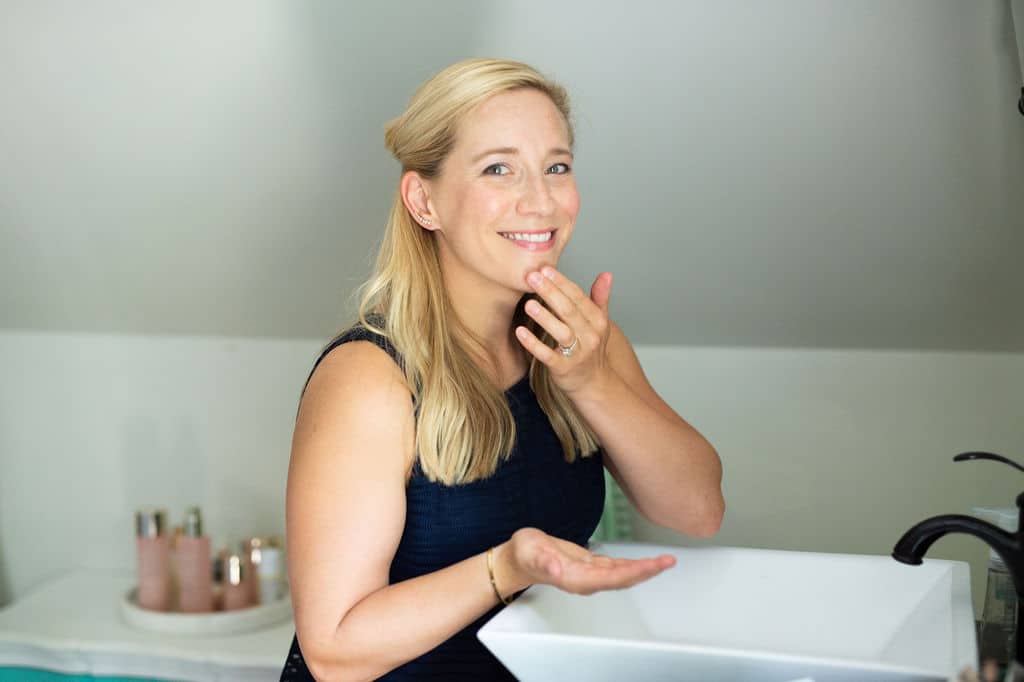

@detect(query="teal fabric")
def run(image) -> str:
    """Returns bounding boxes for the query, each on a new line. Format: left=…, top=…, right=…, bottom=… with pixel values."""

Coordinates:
left=590, top=468, right=633, bottom=542
left=0, top=669, right=172, bottom=682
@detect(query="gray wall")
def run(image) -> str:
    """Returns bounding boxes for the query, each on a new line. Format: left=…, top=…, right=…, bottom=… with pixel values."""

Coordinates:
left=1, top=0, right=1023, bottom=620
left=2, top=1, right=1022, bottom=349
left=0, top=332, right=1020, bottom=617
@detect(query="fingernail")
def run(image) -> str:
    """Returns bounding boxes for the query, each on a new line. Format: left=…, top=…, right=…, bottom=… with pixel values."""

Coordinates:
left=542, top=266, right=555, bottom=279
left=527, top=272, right=542, bottom=286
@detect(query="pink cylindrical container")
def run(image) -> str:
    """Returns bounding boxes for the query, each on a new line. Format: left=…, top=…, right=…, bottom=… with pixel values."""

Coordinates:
left=221, top=553, right=250, bottom=611
left=135, top=508, right=170, bottom=611
left=175, top=506, right=213, bottom=613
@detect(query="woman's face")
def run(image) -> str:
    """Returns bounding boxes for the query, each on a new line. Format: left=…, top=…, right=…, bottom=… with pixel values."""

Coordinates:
left=425, top=88, right=579, bottom=296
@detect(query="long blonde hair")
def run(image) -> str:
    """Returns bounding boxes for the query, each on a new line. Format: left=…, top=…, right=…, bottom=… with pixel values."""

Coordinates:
left=323, top=58, right=600, bottom=485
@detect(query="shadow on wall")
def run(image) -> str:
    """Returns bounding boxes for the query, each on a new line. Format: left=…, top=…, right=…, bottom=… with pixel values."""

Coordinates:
left=290, top=1, right=497, bottom=325
left=999, top=0, right=1024, bottom=194
left=1007, top=0, right=1024, bottom=85
left=0, top=531, right=10, bottom=608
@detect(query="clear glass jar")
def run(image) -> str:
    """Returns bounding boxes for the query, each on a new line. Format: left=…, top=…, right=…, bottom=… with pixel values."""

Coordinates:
left=978, top=557, right=1017, bottom=666
left=973, top=506, right=1019, bottom=668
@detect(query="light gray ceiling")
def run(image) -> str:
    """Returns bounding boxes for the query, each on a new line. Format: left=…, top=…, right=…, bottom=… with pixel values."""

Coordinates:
left=2, top=1, right=1023, bottom=350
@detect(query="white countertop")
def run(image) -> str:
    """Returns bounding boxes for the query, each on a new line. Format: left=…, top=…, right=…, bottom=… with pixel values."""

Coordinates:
left=0, top=569, right=295, bottom=681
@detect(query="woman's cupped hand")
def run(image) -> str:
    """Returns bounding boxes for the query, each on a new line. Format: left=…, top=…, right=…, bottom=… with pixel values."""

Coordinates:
left=496, top=527, right=676, bottom=597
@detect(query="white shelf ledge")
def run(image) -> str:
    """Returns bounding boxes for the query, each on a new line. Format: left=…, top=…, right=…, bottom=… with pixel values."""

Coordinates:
left=0, top=569, right=294, bottom=682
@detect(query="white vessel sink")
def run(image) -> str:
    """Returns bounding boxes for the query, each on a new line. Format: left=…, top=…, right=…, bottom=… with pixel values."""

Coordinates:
left=478, top=542, right=976, bottom=682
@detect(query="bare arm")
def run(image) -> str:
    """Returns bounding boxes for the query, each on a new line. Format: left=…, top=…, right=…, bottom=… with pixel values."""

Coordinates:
left=576, top=321, right=724, bottom=537
left=287, top=341, right=508, bottom=680
left=513, top=268, right=723, bottom=538
left=288, top=341, right=676, bottom=681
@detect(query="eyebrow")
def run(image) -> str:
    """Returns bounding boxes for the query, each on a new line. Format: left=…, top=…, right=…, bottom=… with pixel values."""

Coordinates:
left=470, top=146, right=574, bottom=163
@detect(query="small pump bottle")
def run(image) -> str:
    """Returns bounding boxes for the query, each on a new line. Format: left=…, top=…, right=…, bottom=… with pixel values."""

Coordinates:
left=135, top=508, right=171, bottom=611
left=222, top=552, right=250, bottom=611
left=175, top=506, right=213, bottom=612
left=241, top=537, right=264, bottom=605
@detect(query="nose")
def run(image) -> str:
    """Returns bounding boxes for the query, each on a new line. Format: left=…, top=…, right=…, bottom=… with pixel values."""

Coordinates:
left=516, top=171, right=556, bottom=217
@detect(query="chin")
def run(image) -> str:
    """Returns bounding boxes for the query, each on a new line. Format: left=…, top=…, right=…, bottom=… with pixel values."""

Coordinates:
left=537, top=250, right=561, bottom=268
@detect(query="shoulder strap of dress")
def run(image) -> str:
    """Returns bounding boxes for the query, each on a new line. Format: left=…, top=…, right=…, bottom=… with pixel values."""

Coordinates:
left=297, top=313, right=407, bottom=406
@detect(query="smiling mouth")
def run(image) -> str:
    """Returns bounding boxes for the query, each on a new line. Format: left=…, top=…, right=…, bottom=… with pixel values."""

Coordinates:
left=498, top=229, right=556, bottom=243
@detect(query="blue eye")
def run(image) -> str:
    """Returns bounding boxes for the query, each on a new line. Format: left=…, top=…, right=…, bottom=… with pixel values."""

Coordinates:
left=483, top=162, right=571, bottom=176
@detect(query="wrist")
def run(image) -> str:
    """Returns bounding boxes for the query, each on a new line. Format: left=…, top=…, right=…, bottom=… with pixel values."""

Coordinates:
left=492, top=540, right=529, bottom=598
left=566, top=366, right=622, bottom=405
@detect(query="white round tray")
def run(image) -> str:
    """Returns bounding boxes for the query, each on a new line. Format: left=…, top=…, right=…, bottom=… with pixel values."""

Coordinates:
left=120, top=588, right=292, bottom=636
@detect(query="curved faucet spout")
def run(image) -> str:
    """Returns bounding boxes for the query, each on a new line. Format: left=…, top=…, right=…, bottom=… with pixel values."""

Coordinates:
left=893, top=513, right=1022, bottom=588
left=893, top=512, right=1024, bottom=664
left=896, top=452, right=1024, bottom=665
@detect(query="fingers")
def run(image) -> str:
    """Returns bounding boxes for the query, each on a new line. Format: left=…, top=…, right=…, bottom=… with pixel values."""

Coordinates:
left=523, top=298, right=574, bottom=348
left=517, top=529, right=676, bottom=596
left=581, top=558, right=668, bottom=592
left=590, top=272, right=612, bottom=314
left=514, top=325, right=562, bottom=367
left=554, top=554, right=676, bottom=595
left=526, top=267, right=604, bottom=332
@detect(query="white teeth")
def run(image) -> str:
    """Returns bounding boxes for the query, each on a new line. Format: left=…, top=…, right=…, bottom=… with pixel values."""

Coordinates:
left=501, top=231, right=553, bottom=243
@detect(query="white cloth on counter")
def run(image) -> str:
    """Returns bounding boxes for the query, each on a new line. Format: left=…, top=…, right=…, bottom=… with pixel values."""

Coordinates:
left=0, top=569, right=292, bottom=682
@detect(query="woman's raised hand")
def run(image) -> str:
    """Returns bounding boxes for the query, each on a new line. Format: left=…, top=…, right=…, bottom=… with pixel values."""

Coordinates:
left=496, top=527, right=676, bottom=598
left=516, top=267, right=614, bottom=398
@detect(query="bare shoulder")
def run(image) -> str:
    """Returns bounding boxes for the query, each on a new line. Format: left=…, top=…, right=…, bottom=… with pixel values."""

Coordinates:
left=301, top=339, right=413, bottom=440
left=294, top=337, right=417, bottom=485
left=286, top=339, right=417, bottom=662
left=302, top=339, right=413, bottom=418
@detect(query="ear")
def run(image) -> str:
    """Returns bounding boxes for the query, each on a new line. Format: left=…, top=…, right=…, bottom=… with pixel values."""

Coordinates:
left=400, top=171, right=438, bottom=230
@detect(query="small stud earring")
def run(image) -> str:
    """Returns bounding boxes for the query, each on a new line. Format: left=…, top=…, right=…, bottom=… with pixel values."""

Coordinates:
left=419, top=215, right=432, bottom=226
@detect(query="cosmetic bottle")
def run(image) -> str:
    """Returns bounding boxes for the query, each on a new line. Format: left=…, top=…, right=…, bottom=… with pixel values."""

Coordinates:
left=241, top=537, right=264, bottom=605
left=135, top=508, right=171, bottom=611
left=167, top=524, right=183, bottom=611
left=973, top=506, right=1017, bottom=667
left=258, top=536, right=286, bottom=604
left=221, top=552, right=250, bottom=611
left=211, top=545, right=225, bottom=611
left=175, top=506, right=213, bottom=612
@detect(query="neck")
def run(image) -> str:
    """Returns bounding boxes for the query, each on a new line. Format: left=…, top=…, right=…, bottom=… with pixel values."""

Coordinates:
left=438, top=257, right=527, bottom=378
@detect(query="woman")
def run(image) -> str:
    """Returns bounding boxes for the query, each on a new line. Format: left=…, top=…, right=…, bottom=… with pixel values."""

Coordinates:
left=281, top=58, right=724, bottom=681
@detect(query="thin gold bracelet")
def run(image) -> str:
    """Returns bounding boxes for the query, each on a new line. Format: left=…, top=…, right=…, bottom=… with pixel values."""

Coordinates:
left=487, top=546, right=513, bottom=605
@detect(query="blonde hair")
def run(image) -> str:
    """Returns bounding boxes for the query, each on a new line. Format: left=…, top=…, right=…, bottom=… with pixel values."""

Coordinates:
left=321, top=58, right=599, bottom=485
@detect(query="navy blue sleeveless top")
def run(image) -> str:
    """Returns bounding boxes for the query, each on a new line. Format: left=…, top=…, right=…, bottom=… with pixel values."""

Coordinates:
left=281, top=316, right=606, bottom=681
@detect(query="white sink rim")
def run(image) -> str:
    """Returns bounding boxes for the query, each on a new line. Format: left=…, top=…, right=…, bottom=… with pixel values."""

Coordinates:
left=478, top=542, right=977, bottom=680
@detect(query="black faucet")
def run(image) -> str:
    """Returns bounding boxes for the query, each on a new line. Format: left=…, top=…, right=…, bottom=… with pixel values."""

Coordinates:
left=892, top=451, right=1024, bottom=664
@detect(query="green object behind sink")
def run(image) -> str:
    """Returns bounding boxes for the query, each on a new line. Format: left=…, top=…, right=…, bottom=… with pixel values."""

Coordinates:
left=590, top=469, right=632, bottom=543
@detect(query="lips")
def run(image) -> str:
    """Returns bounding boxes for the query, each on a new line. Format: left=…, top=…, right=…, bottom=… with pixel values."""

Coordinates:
left=498, top=229, right=557, bottom=251
left=498, top=228, right=556, bottom=239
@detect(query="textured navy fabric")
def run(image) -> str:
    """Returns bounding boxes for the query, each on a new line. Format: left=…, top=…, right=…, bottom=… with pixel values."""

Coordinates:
left=281, top=317, right=606, bottom=681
